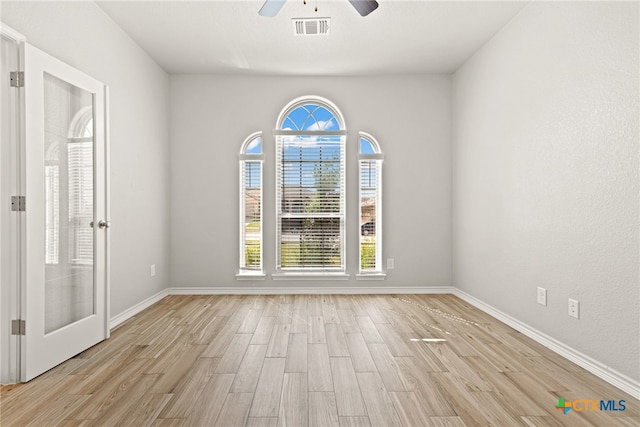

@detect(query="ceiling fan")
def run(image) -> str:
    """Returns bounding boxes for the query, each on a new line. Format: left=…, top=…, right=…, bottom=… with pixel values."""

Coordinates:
left=259, top=0, right=379, bottom=17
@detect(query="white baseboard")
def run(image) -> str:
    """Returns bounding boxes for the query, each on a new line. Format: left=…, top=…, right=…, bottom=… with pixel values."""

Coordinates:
left=110, top=289, right=169, bottom=329
left=453, top=288, right=640, bottom=400
left=167, top=286, right=454, bottom=295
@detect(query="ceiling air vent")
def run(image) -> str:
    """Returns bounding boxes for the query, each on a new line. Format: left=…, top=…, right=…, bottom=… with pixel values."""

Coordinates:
left=292, top=18, right=330, bottom=36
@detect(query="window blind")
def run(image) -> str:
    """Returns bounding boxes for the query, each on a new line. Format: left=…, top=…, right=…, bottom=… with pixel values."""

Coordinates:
left=276, top=134, right=345, bottom=271
left=45, top=165, right=60, bottom=265
left=67, top=140, right=93, bottom=265
left=360, top=159, right=380, bottom=271
left=240, top=160, right=262, bottom=270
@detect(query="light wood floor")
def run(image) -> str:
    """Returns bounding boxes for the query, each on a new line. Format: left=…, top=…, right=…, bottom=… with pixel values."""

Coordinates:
left=1, top=294, right=638, bottom=426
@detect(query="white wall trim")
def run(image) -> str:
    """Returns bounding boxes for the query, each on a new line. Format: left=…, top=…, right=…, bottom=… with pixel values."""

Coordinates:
left=0, top=22, right=26, bottom=41
left=167, top=286, right=453, bottom=295
left=109, top=289, right=169, bottom=330
left=453, top=288, right=640, bottom=400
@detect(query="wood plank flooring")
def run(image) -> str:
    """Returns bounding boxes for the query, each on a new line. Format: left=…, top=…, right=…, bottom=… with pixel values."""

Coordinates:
left=1, top=294, right=638, bottom=426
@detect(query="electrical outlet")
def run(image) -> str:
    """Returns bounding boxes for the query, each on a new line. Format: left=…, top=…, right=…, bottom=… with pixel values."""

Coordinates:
left=537, top=287, right=547, bottom=306
left=387, top=258, right=395, bottom=270
left=568, top=298, right=579, bottom=319
left=150, top=264, right=156, bottom=277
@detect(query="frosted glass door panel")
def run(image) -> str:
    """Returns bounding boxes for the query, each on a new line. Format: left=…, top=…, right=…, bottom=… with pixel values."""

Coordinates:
left=43, top=72, right=95, bottom=334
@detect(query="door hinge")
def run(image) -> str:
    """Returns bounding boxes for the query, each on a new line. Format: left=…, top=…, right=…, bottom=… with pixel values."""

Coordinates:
left=10, top=71, right=24, bottom=88
left=11, top=320, right=25, bottom=335
left=11, top=196, right=25, bottom=212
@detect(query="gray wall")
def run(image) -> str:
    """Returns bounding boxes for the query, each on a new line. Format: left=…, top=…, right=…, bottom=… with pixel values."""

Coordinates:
left=0, top=1, right=172, bottom=316
left=169, top=75, right=452, bottom=289
left=452, top=1, right=639, bottom=381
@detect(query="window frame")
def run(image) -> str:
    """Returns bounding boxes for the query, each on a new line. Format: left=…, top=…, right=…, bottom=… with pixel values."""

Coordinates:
left=273, top=96, right=349, bottom=279
left=237, top=131, right=265, bottom=280
left=357, top=132, right=385, bottom=279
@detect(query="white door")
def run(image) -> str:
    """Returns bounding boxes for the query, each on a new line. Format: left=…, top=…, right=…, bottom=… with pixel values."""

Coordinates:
left=22, top=44, right=109, bottom=381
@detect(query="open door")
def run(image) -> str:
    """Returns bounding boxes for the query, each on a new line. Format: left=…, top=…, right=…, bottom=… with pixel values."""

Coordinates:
left=22, top=44, right=109, bottom=381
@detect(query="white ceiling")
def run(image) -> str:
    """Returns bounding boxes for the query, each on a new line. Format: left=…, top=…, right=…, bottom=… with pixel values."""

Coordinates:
left=95, top=0, right=529, bottom=75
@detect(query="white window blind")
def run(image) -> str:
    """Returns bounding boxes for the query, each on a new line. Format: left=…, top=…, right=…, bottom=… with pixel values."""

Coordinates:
left=240, top=160, right=262, bottom=270
left=67, top=139, right=94, bottom=265
left=45, top=165, right=60, bottom=265
left=276, top=134, right=345, bottom=271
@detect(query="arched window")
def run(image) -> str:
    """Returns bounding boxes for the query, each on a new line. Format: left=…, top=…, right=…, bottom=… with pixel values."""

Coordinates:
left=238, top=132, right=264, bottom=277
left=359, top=132, right=384, bottom=274
left=275, top=96, right=346, bottom=273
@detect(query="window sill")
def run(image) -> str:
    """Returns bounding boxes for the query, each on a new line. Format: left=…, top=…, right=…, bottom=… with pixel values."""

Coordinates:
left=356, top=273, right=387, bottom=281
left=272, top=272, right=351, bottom=281
left=236, top=272, right=266, bottom=281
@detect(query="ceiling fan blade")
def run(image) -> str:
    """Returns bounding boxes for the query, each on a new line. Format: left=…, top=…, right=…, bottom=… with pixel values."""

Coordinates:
left=348, top=0, right=379, bottom=16
left=259, top=0, right=287, bottom=17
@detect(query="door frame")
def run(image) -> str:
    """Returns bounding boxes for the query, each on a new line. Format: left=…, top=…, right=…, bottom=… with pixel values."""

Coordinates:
left=0, top=23, right=111, bottom=383
left=0, top=22, right=25, bottom=385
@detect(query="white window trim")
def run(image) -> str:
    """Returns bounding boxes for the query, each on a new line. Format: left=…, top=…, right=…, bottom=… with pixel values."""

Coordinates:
left=238, top=132, right=264, bottom=278
left=359, top=132, right=384, bottom=275
left=276, top=130, right=347, bottom=136
left=355, top=272, right=386, bottom=280
left=274, top=96, right=347, bottom=276
left=359, top=153, right=384, bottom=161
left=236, top=271, right=267, bottom=281
left=239, top=153, right=265, bottom=162
left=272, top=272, right=350, bottom=281
left=276, top=95, right=346, bottom=130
